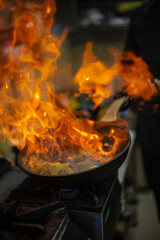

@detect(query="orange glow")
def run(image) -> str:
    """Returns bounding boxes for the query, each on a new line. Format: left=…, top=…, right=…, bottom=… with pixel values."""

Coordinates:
left=0, top=0, right=4, bottom=10
left=35, top=93, right=40, bottom=100
left=111, top=129, right=114, bottom=134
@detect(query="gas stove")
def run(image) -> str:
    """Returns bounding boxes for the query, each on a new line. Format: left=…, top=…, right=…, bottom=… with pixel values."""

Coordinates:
left=0, top=173, right=121, bottom=240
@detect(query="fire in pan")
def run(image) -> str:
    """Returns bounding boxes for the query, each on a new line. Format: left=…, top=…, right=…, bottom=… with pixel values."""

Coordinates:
left=18, top=121, right=131, bottom=187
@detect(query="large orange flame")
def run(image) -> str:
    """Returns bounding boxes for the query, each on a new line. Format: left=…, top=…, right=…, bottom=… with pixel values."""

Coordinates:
left=119, top=51, right=158, bottom=100
left=0, top=0, right=62, bottom=151
left=74, top=42, right=158, bottom=108
left=0, top=0, right=127, bottom=172
left=0, top=1, right=157, bottom=174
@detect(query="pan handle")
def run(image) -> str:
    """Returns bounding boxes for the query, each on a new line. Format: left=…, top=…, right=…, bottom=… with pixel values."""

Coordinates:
left=101, top=96, right=127, bottom=122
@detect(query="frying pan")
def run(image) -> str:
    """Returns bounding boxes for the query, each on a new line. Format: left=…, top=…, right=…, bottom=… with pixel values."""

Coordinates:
left=18, top=122, right=131, bottom=187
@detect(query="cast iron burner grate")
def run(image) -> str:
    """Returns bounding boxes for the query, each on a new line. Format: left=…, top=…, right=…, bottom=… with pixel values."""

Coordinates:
left=0, top=174, right=121, bottom=240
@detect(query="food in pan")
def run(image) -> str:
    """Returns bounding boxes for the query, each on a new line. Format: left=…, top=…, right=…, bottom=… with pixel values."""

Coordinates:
left=22, top=151, right=101, bottom=176
left=28, top=155, right=73, bottom=175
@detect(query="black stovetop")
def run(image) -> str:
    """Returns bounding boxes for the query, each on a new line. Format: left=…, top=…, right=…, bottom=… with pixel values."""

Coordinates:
left=0, top=174, right=121, bottom=240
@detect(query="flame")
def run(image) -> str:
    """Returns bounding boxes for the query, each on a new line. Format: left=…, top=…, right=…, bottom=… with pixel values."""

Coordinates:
left=119, top=51, right=158, bottom=100
left=74, top=42, right=117, bottom=109
left=0, top=0, right=156, bottom=175
left=74, top=43, right=158, bottom=108
left=0, top=0, right=61, bottom=151
left=0, top=0, right=128, bottom=172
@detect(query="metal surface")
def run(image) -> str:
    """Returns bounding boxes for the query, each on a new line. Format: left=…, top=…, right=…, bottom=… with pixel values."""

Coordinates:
left=17, top=122, right=131, bottom=187
left=1, top=173, right=120, bottom=240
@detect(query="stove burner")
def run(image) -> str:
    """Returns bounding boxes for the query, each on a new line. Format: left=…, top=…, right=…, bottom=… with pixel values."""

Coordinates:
left=59, top=189, right=80, bottom=200
left=0, top=174, right=121, bottom=240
